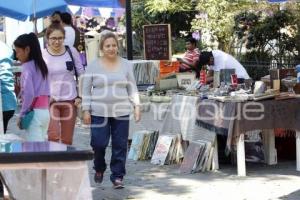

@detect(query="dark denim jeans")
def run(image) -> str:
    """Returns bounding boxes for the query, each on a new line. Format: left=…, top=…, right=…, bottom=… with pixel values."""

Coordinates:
left=90, top=115, right=129, bottom=182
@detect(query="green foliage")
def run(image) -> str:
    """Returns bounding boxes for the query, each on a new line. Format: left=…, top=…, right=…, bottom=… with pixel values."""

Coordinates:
left=240, top=51, right=271, bottom=81
left=234, top=12, right=260, bottom=40
left=191, top=0, right=256, bottom=51
left=171, top=38, right=206, bottom=54
left=234, top=9, right=299, bottom=67
left=240, top=50, right=272, bottom=63
left=172, top=38, right=186, bottom=54
left=131, top=0, right=197, bottom=57
left=132, top=0, right=196, bottom=38
left=145, top=0, right=195, bottom=14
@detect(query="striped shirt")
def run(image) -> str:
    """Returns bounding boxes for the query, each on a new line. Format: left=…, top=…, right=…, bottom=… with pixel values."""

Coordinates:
left=180, top=48, right=200, bottom=70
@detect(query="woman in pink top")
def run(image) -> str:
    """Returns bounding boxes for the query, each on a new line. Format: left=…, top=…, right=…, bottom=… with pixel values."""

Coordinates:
left=14, top=33, right=50, bottom=141
left=42, top=23, right=84, bottom=145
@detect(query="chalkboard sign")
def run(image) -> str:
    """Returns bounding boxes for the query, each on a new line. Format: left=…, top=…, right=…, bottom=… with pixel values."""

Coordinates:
left=143, top=24, right=171, bottom=60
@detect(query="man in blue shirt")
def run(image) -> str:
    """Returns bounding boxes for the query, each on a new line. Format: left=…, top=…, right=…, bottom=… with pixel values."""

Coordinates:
left=0, top=40, right=17, bottom=133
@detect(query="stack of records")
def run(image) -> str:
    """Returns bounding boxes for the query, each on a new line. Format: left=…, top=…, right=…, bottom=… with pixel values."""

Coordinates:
left=179, top=136, right=216, bottom=174
left=128, top=130, right=159, bottom=161
left=151, top=134, right=185, bottom=165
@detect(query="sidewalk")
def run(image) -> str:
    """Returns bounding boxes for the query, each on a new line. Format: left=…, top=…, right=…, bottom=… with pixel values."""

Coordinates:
left=5, top=115, right=300, bottom=200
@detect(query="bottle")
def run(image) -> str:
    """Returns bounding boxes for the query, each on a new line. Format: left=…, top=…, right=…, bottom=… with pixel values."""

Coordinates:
left=200, top=70, right=207, bottom=84
left=219, top=82, right=226, bottom=96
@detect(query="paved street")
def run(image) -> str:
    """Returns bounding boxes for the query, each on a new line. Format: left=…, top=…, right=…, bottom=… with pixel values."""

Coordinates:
left=5, top=115, right=300, bottom=200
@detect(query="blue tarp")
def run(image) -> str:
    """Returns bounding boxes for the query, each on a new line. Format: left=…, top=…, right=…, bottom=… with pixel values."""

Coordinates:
left=268, top=0, right=287, bottom=3
left=0, top=0, right=67, bottom=21
left=66, top=0, right=124, bottom=8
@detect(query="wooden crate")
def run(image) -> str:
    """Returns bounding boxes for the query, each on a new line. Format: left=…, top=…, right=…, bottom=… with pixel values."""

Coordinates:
left=159, top=60, right=180, bottom=76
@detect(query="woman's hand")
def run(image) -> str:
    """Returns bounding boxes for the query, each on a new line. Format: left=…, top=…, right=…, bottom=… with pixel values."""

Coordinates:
left=134, top=106, right=141, bottom=122
left=83, top=111, right=91, bottom=125
left=17, top=117, right=21, bottom=129
left=74, top=97, right=82, bottom=107
left=49, top=97, right=55, bottom=104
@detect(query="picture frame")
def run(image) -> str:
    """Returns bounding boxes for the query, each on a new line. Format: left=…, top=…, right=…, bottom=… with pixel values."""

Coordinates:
left=176, top=73, right=195, bottom=88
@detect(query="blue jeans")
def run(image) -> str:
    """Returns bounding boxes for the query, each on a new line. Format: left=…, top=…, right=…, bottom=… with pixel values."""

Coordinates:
left=90, top=115, right=129, bottom=182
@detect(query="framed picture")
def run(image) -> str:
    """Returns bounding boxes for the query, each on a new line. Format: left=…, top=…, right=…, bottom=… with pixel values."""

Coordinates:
left=220, top=68, right=235, bottom=85
left=176, top=73, right=195, bottom=88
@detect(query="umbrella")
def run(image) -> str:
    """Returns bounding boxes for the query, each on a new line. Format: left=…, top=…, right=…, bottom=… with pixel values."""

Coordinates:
left=0, top=0, right=67, bottom=21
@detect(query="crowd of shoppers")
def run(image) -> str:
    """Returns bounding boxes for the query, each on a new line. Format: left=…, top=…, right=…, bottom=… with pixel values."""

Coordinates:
left=1, top=10, right=141, bottom=189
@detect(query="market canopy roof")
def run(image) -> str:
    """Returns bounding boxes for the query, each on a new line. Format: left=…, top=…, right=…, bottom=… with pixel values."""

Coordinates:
left=0, top=0, right=67, bottom=21
left=267, top=0, right=287, bottom=2
left=65, top=0, right=125, bottom=8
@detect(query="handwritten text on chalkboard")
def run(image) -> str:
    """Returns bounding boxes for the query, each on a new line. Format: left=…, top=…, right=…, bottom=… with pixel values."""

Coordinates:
left=143, top=24, right=171, bottom=60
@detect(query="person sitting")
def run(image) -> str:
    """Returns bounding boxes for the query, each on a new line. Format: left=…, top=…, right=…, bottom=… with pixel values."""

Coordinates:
left=198, top=50, right=250, bottom=83
left=177, top=37, right=200, bottom=73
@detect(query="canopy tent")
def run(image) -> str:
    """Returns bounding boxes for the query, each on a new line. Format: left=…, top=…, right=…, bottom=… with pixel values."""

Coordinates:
left=74, top=7, right=101, bottom=17
left=0, top=0, right=132, bottom=59
left=267, top=0, right=287, bottom=2
left=65, top=0, right=125, bottom=8
left=66, top=0, right=132, bottom=60
left=0, top=0, right=67, bottom=21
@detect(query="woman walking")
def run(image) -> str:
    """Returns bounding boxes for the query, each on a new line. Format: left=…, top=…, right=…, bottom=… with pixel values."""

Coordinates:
left=42, top=23, right=84, bottom=145
left=14, top=33, right=50, bottom=140
left=82, top=31, right=141, bottom=188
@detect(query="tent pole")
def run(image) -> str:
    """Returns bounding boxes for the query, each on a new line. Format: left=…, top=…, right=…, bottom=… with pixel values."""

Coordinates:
left=125, top=0, right=133, bottom=60
left=32, top=0, right=36, bottom=31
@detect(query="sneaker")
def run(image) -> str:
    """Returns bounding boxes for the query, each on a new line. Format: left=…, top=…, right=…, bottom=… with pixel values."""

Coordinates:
left=112, top=179, right=124, bottom=189
left=94, top=172, right=103, bottom=184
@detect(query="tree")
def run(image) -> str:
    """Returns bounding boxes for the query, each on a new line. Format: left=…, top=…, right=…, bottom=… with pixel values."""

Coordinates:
left=234, top=9, right=298, bottom=67
left=131, top=0, right=197, bottom=56
left=191, top=0, right=261, bottom=52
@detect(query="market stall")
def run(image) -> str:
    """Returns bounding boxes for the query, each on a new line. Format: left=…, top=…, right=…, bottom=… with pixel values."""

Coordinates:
left=0, top=140, right=93, bottom=200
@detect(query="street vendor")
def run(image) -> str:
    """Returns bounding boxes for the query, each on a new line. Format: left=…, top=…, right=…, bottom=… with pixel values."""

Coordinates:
left=198, top=50, right=250, bottom=83
left=177, top=37, right=200, bottom=73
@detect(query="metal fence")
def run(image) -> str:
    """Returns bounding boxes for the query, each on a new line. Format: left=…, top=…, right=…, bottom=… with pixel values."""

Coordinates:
left=241, top=58, right=300, bottom=80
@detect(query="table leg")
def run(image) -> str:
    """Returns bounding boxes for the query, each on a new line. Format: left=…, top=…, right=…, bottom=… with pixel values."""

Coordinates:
left=296, top=130, right=300, bottom=171
left=212, top=138, right=219, bottom=171
left=41, top=169, right=46, bottom=200
left=262, top=129, right=277, bottom=165
left=237, top=133, right=246, bottom=176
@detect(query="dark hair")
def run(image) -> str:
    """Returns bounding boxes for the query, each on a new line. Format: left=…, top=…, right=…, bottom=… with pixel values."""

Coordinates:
left=51, top=11, right=61, bottom=17
left=198, top=51, right=213, bottom=67
left=60, top=12, right=72, bottom=25
left=14, top=33, right=48, bottom=79
left=50, top=11, right=62, bottom=24
left=46, top=23, right=65, bottom=39
left=186, top=37, right=197, bottom=46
